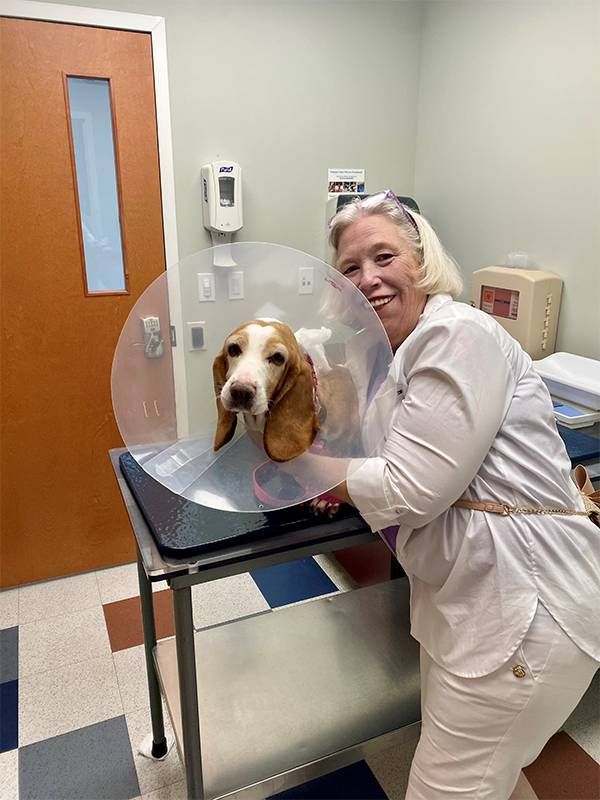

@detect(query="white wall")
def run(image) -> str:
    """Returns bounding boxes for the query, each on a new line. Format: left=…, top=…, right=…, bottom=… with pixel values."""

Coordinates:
left=414, top=0, right=600, bottom=358
left=166, top=0, right=423, bottom=260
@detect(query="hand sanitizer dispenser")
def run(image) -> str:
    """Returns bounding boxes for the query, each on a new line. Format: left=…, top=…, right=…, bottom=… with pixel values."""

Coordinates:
left=201, top=161, right=242, bottom=266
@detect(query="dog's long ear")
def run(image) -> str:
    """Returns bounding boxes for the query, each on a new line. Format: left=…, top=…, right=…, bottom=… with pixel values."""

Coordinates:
left=263, top=356, right=319, bottom=462
left=212, top=350, right=237, bottom=451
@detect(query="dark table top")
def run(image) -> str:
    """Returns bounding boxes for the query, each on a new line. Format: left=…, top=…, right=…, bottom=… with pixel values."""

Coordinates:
left=117, top=450, right=372, bottom=563
left=557, top=422, right=600, bottom=463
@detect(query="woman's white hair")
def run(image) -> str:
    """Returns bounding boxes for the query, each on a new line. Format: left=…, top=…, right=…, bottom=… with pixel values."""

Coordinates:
left=328, top=195, right=463, bottom=298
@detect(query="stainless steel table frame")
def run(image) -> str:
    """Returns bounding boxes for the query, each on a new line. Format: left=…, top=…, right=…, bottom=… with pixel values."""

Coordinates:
left=110, top=449, right=421, bottom=800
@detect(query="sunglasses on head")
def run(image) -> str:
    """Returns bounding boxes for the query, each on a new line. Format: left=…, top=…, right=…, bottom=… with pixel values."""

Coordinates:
left=328, top=189, right=419, bottom=233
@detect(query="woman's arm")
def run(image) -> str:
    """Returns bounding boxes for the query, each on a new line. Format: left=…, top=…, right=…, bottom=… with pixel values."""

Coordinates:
left=346, top=317, right=516, bottom=532
left=327, top=481, right=353, bottom=504
left=280, top=451, right=352, bottom=504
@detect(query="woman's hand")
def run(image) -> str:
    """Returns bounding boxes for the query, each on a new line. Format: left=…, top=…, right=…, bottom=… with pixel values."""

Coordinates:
left=309, top=494, right=341, bottom=518
left=307, top=482, right=353, bottom=518
left=269, top=451, right=354, bottom=515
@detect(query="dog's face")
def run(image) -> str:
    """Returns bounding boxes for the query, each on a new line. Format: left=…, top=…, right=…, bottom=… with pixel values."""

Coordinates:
left=212, top=320, right=319, bottom=462
left=217, top=322, right=291, bottom=416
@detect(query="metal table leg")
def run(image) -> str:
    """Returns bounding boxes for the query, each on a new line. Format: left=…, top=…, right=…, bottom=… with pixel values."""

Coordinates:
left=136, top=547, right=168, bottom=758
left=172, top=583, right=204, bottom=799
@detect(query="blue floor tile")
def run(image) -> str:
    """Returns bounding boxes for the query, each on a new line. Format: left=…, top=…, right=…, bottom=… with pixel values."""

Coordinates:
left=0, top=626, right=18, bottom=683
left=251, top=557, right=337, bottom=608
left=0, top=679, right=18, bottom=752
left=268, top=760, right=387, bottom=799
left=19, top=716, right=140, bottom=799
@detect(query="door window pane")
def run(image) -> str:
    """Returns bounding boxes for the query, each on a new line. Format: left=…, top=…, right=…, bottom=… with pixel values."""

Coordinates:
left=67, top=77, right=126, bottom=293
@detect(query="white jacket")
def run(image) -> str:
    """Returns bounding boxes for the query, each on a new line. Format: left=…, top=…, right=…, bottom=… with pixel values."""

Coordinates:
left=347, top=293, right=600, bottom=677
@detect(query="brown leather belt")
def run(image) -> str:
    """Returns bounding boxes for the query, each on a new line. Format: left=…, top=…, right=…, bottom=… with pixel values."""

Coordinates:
left=453, top=498, right=592, bottom=517
left=453, top=464, right=600, bottom=527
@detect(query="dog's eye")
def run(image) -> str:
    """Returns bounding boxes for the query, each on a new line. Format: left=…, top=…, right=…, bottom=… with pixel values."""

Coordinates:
left=227, top=343, right=242, bottom=358
left=268, top=352, right=285, bottom=366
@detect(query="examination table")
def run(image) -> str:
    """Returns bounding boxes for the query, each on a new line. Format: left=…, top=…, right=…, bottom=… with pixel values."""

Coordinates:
left=110, top=448, right=421, bottom=800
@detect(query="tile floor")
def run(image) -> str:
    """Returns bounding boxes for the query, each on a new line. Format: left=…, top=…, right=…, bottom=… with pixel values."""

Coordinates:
left=1, top=555, right=598, bottom=799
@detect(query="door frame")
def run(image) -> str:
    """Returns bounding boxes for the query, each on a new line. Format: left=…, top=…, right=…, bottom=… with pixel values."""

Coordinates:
left=0, top=0, right=189, bottom=435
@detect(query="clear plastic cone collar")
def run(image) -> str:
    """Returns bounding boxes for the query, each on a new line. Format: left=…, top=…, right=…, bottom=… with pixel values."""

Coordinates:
left=111, top=242, right=392, bottom=512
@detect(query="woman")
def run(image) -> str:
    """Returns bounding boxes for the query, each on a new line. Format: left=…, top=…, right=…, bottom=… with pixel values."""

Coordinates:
left=325, top=192, right=600, bottom=799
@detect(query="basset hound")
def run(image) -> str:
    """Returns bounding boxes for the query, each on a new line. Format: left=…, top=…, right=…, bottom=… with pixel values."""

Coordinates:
left=212, top=319, right=358, bottom=462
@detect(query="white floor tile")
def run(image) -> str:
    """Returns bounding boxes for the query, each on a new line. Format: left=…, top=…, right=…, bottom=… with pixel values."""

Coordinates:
left=366, top=734, right=419, bottom=800
left=18, top=572, right=101, bottom=624
left=19, top=605, right=111, bottom=677
left=113, top=645, right=152, bottom=714
left=565, top=717, right=600, bottom=762
left=18, top=654, right=123, bottom=746
left=141, top=781, right=188, bottom=800
left=0, top=749, right=18, bottom=800
left=314, top=553, right=357, bottom=592
left=192, top=573, right=270, bottom=630
left=126, top=706, right=184, bottom=795
left=96, top=562, right=164, bottom=605
left=0, top=587, right=18, bottom=629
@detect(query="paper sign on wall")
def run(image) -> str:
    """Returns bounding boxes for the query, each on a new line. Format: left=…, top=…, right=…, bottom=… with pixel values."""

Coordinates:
left=328, top=168, right=365, bottom=199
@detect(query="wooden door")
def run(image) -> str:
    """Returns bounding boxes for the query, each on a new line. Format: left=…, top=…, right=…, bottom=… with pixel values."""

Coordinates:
left=0, top=17, right=176, bottom=587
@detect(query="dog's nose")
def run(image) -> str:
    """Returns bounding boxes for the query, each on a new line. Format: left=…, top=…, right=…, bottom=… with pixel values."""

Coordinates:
left=229, top=382, right=256, bottom=409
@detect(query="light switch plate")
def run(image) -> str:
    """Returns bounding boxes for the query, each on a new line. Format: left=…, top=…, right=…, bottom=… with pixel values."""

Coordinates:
left=298, top=266, right=314, bottom=294
left=188, top=321, right=206, bottom=350
left=228, top=270, right=244, bottom=300
left=198, top=273, right=216, bottom=302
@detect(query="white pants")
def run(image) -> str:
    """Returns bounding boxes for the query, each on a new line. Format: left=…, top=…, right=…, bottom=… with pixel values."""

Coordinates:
left=406, top=603, right=599, bottom=799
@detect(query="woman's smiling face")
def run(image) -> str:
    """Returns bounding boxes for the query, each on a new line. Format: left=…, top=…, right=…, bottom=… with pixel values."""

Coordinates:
left=336, top=214, right=428, bottom=351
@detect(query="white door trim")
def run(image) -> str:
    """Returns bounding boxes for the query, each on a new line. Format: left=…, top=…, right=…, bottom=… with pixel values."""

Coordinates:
left=0, top=0, right=189, bottom=435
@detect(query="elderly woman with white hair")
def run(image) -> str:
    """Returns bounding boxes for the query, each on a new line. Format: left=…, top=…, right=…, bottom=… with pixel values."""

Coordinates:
left=323, top=192, right=600, bottom=800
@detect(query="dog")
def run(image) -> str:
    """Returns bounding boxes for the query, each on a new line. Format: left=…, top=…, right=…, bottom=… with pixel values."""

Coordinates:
left=212, top=319, right=358, bottom=462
